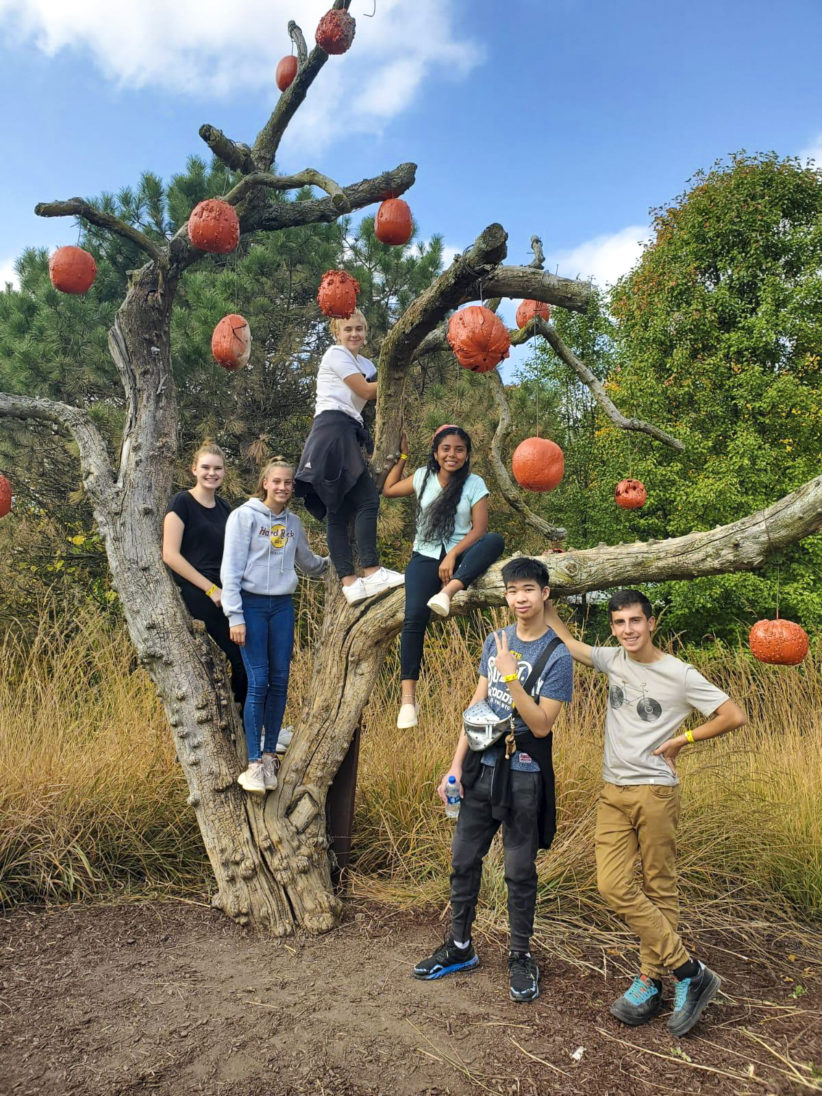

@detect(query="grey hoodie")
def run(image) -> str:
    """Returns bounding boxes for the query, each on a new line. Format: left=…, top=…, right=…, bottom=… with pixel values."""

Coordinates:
left=220, top=498, right=327, bottom=627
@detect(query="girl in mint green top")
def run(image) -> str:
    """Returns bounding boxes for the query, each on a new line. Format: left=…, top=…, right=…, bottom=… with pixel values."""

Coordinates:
left=383, top=425, right=504, bottom=729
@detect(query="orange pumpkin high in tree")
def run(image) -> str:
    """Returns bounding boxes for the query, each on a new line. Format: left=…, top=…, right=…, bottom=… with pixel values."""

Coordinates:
left=511, top=437, right=565, bottom=492
left=749, top=618, right=809, bottom=665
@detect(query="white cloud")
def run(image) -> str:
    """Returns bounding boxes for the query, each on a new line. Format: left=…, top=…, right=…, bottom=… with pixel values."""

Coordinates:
left=553, top=224, right=650, bottom=288
left=0, top=0, right=482, bottom=151
left=0, top=258, right=20, bottom=291
left=798, top=131, right=822, bottom=166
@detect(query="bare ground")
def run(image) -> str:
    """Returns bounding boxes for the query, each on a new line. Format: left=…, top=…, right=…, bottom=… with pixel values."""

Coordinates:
left=1, top=900, right=820, bottom=1096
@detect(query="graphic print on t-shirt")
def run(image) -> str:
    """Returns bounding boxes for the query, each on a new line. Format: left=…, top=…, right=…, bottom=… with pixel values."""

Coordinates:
left=608, top=676, right=662, bottom=722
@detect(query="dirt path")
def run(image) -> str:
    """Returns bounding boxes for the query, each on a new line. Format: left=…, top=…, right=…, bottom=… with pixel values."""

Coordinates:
left=1, top=901, right=819, bottom=1095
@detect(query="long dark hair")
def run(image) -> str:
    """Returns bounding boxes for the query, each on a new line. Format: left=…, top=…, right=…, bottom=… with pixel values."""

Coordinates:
left=416, top=426, right=473, bottom=545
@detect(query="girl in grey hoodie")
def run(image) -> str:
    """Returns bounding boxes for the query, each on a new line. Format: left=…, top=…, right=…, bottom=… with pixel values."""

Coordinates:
left=221, top=458, right=328, bottom=795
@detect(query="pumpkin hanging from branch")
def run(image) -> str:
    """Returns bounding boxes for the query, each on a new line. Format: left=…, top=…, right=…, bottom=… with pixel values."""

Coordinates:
left=0, top=474, right=11, bottom=518
left=511, top=437, right=565, bottom=492
left=749, top=619, right=809, bottom=666
left=515, top=299, right=551, bottom=329
left=374, top=198, right=413, bottom=246
left=447, top=306, right=511, bottom=373
left=317, top=270, right=360, bottom=319
left=48, top=246, right=97, bottom=294
left=276, top=55, right=298, bottom=91
left=211, top=314, right=252, bottom=371
left=615, top=478, right=647, bottom=509
left=187, top=199, right=240, bottom=254
left=316, top=9, right=356, bottom=54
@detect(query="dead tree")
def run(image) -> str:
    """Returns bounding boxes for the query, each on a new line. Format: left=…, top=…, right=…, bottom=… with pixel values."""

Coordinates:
left=1, top=1, right=820, bottom=933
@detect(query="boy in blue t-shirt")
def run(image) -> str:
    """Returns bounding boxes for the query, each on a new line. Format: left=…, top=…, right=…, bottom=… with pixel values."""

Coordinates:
left=412, top=557, right=573, bottom=1002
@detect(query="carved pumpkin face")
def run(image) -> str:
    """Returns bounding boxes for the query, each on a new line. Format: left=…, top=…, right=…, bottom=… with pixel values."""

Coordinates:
left=447, top=306, right=511, bottom=373
left=48, top=246, right=97, bottom=294
left=515, top=299, right=551, bottom=329
left=615, top=478, right=647, bottom=509
left=276, top=55, right=298, bottom=92
left=0, top=474, right=11, bottom=517
left=511, top=437, right=565, bottom=492
left=315, top=9, right=356, bottom=54
left=187, top=199, right=240, bottom=254
left=749, top=619, right=809, bottom=665
left=374, top=198, right=413, bottom=246
left=211, top=314, right=252, bottom=371
left=317, top=270, right=360, bottom=319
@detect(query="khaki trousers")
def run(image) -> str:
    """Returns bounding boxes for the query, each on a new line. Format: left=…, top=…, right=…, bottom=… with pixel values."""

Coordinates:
left=595, top=782, right=690, bottom=979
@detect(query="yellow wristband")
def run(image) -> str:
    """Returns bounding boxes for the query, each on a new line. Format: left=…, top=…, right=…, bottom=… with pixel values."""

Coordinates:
left=502, top=672, right=519, bottom=683
left=684, top=728, right=695, bottom=744
left=205, top=584, right=218, bottom=597
left=399, top=452, right=408, bottom=460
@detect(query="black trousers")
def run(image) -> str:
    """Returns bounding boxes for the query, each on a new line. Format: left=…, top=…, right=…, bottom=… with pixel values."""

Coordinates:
left=178, top=582, right=247, bottom=706
left=325, top=468, right=380, bottom=579
left=450, top=764, right=541, bottom=953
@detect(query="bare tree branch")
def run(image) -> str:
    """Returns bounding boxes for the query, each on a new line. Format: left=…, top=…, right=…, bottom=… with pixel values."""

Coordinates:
left=479, top=267, right=591, bottom=312
left=198, top=125, right=254, bottom=174
left=0, top=392, right=114, bottom=503
left=288, top=20, right=308, bottom=65
left=488, top=371, right=567, bottom=541
left=529, top=236, right=545, bottom=268
left=34, top=199, right=165, bottom=263
left=226, top=170, right=352, bottom=212
left=515, top=318, right=685, bottom=452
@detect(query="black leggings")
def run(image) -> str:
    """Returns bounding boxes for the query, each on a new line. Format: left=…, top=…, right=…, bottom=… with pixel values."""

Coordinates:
left=400, top=533, right=504, bottom=680
left=326, top=468, right=380, bottom=579
left=178, top=582, right=247, bottom=706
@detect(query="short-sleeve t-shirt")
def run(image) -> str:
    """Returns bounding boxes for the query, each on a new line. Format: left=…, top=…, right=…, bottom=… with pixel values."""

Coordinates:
left=314, top=345, right=377, bottom=424
left=412, top=468, right=490, bottom=558
left=166, top=491, right=232, bottom=589
left=478, top=625, right=573, bottom=771
left=589, top=646, right=730, bottom=786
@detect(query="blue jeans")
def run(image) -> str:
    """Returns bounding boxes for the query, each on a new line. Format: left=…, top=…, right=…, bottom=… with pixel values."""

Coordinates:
left=239, top=592, right=295, bottom=762
left=400, top=533, right=505, bottom=680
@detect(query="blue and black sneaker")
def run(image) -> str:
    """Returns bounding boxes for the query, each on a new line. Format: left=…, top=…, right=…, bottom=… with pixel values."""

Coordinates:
left=610, top=974, right=663, bottom=1026
left=412, top=939, right=479, bottom=980
left=668, top=962, right=721, bottom=1036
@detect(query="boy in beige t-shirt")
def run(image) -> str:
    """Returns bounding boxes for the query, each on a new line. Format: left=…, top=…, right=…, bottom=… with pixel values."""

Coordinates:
left=544, top=590, right=747, bottom=1037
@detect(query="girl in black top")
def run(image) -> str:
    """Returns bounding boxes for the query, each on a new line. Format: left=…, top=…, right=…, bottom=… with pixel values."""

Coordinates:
left=162, top=442, right=246, bottom=704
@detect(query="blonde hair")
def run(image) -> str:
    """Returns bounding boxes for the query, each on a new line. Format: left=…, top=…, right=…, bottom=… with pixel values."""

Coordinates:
left=329, top=308, right=368, bottom=342
left=191, top=440, right=225, bottom=469
left=256, top=456, right=294, bottom=500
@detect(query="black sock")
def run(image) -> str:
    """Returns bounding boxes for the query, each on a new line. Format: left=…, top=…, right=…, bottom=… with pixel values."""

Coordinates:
left=673, top=958, right=700, bottom=981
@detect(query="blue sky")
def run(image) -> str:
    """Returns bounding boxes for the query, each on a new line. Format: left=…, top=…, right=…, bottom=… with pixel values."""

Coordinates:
left=1, top=0, right=820, bottom=304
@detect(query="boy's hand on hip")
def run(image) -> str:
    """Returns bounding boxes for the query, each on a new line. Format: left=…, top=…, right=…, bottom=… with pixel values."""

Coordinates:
left=652, top=737, right=683, bottom=774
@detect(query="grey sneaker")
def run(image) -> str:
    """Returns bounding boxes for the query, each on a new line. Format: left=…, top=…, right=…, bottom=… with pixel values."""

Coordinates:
left=261, top=754, right=279, bottom=790
left=610, top=975, right=663, bottom=1026
left=668, top=963, right=721, bottom=1036
left=237, top=762, right=266, bottom=795
left=275, top=726, right=293, bottom=754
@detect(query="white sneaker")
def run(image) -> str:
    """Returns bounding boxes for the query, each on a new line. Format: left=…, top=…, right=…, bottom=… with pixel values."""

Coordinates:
left=361, top=567, right=405, bottom=599
left=275, top=726, right=293, bottom=754
left=238, top=762, right=266, bottom=795
left=397, top=702, right=419, bottom=729
left=342, top=578, right=368, bottom=605
left=261, top=754, right=279, bottom=790
left=427, top=591, right=451, bottom=618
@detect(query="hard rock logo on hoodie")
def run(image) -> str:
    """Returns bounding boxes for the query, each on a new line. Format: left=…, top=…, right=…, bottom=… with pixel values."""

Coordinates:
left=256, top=523, right=293, bottom=549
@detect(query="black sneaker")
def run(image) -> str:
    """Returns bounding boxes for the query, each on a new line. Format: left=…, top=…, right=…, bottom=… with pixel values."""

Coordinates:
left=508, top=952, right=540, bottom=1002
left=610, top=974, right=663, bottom=1026
left=412, top=939, right=479, bottom=980
left=668, top=962, right=721, bottom=1036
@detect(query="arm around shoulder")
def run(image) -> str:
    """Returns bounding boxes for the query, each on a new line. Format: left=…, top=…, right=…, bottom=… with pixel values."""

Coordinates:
left=543, top=601, right=595, bottom=667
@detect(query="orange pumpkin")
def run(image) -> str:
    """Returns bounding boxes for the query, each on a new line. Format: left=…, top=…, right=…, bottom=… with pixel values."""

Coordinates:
left=615, top=478, right=647, bottom=509
left=447, top=306, right=511, bottom=373
left=276, top=55, right=298, bottom=91
left=374, top=198, right=413, bottom=246
left=515, top=299, right=551, bottom=329
left=316, top=9, right=356, bottom=54
left=0, top=474, right=11, bottom=518
left=317, top=269, right=360, bottom=318
left=187, top=199, right=240, bottom=254
left=511, top=437, right=565, bottom=492
left=48, top=246, right=97, bottom=294
left=749, top=619, right=809, bottom=666
left=211, top=314, right=252, bottom=371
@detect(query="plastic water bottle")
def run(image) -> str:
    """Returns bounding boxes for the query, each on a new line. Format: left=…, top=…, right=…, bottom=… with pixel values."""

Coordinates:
left=444, top=775, right=461, bottom=819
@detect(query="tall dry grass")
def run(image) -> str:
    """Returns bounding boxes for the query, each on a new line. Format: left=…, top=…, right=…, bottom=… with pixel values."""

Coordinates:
left=2, top=601, right=820, bottom=960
